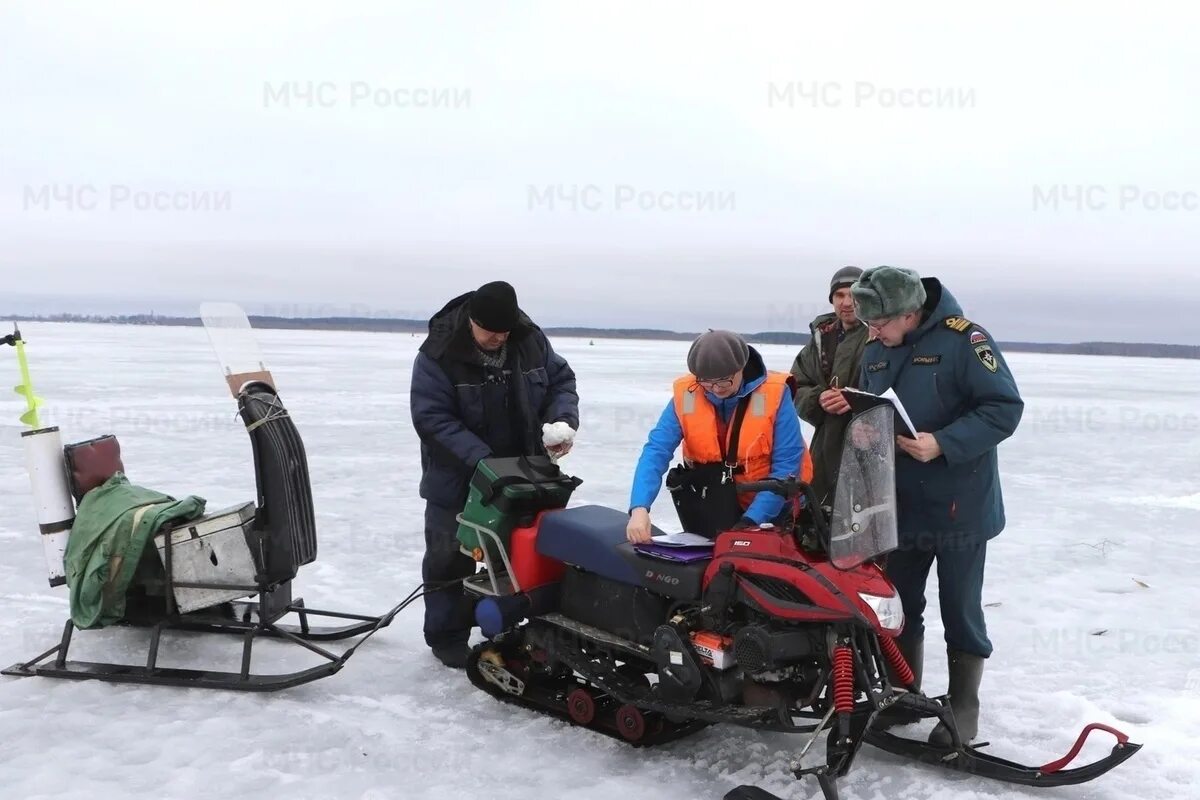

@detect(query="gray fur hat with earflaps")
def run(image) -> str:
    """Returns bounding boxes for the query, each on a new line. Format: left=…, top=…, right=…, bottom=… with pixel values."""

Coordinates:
left=850, top=266, right=927, bottom=321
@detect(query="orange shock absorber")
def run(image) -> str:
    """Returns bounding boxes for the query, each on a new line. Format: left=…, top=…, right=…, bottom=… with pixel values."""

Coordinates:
left=833, top=645, right=855, bottom=713
left=879, top=635, right=915, bottom=688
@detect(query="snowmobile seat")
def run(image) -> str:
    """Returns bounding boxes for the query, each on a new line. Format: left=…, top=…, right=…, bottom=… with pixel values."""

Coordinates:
left=537, top=505, right=644, bottom=586
left=535, top=505, right=709, bottom=601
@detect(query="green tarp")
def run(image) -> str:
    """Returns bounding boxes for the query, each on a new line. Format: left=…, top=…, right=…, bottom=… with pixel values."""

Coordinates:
left=64, top=473, right=206, bottom=629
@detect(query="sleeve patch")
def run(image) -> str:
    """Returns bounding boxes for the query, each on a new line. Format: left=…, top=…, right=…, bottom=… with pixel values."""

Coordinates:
left=944, top=316, right=973, bottom=333
left=974, top=343, right=998, bottom=372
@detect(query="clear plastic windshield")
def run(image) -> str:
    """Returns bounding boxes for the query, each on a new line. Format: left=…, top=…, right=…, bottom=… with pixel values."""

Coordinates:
left=199, top=302, right=274, bottom=395
left=828, top=405, right=899, bottom=569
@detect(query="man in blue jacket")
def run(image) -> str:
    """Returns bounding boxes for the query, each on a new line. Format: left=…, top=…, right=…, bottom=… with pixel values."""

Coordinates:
left=626, top=330, right=805, bottom=542
left=850, top=266, right=1023, bottom=745
left=410, top=281, right=579, bottom=667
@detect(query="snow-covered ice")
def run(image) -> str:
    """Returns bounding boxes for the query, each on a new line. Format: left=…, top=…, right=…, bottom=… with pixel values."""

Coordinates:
left=1, top=321, right=1198, bottom=800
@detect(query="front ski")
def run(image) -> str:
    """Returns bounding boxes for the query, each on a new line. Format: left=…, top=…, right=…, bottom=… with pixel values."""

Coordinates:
left=725, top=720, right=1140, bottom=800
left=725, top=684, right=1139, bottom=800
left=863, top=721, right=1141, bottom=788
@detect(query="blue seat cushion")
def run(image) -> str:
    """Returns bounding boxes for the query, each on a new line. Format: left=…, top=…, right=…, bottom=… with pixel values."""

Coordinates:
left=536, top=505, right=654, bottom=587
left=536, top=505, right=711, bottom=600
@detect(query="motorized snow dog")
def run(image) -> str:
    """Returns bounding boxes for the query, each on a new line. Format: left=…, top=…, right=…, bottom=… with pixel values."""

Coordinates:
left=454, top=404, right=1141, bottom=800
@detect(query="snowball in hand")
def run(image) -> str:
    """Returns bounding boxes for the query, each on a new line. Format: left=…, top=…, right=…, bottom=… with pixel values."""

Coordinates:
left=542, top=421, right=575, bottom=448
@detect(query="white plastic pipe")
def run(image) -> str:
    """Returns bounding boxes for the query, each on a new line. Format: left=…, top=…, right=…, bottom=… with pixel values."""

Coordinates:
left=21, top=426, right=74, bottom=587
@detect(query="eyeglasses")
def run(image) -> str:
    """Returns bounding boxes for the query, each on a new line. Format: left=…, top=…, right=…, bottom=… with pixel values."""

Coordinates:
left=862, top=316, right=897, bottom=331
left=696, top=376, right=736, bottom=390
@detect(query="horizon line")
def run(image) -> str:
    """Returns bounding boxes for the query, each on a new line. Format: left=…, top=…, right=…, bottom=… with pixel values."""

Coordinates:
left=4, top=311, right=1199, bottom=359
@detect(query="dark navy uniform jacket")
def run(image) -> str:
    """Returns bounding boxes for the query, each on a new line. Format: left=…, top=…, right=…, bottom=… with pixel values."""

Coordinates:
left=410, top=293, right=579, bottom=509
left=858, top=279, right=1023, bottom=547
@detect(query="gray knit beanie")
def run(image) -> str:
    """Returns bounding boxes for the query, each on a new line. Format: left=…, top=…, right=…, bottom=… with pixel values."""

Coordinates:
left=851, top=266, right=927, bottom=321
left=828, top=265, right=863, bottom=302
left=687, top=329, right=749, bottom=380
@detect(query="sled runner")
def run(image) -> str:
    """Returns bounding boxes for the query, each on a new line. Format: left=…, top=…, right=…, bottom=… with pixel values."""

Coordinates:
left=454, top=405, right=1141, bottom=799
left=3, top=305, right=402, bottom=691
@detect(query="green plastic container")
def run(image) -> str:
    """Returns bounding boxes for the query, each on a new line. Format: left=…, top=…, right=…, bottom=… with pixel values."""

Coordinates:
left=456, top=456, right=581, bottom=565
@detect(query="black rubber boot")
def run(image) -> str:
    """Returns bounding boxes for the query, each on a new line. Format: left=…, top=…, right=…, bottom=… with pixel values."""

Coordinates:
left=431, top=642, right=470, bottom=669
left=929, top=648, right=984, bottom=746
left=874, top=636, right=924, bottom=729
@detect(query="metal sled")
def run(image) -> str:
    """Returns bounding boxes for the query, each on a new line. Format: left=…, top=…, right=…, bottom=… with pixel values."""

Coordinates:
left=4, top=308, right=402, bottom=691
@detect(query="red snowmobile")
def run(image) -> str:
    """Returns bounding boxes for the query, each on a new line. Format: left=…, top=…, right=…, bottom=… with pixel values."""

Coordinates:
left=458, top=406, right=1140, bottom=800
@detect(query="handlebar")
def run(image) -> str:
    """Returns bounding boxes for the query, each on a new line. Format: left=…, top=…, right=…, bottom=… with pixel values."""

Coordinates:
left=2, top=323, right=20, bottom=347
left=734, top=475, right=830, bottom=545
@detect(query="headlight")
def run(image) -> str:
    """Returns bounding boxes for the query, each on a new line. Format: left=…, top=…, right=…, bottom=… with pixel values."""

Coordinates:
left=858, top=591, right=904, bottom=634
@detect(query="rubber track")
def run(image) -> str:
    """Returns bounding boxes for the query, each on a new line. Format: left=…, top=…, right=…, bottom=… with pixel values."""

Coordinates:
left=465, top=640, right=709, bottom=747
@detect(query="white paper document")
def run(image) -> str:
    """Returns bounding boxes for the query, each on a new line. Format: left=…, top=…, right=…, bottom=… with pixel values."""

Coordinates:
left=880, top=387, right=919, bottom=438
left=841, top=386, right=919, bottom=438
left=650, top=532, right=714, bottom=547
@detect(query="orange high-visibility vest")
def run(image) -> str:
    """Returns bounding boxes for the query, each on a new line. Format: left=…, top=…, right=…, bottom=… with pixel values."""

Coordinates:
left=672, top=371, right=805, bottom=510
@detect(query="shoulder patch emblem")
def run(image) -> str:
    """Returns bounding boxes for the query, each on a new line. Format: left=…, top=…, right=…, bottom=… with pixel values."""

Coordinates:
left=865, top=360, right=889, bottom=373
left=974, top=343, right=998, bottom=373
left=944, top=316, right=972, bottom=333
left=969, top=330, right=988, bottom=345
left=912, top=354, right=942, bottom=365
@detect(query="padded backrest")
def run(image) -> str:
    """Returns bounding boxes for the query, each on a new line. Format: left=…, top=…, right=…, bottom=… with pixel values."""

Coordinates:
left=238, top=383, right=317, bottom=582
left=63, top=434, right=125, bottom=503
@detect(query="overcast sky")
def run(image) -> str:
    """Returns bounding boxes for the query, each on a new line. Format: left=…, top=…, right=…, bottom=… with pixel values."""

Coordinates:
left=2, top=2, right=1198, bottom=343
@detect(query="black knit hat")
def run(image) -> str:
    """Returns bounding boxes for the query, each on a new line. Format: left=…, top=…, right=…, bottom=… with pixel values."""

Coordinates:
left=829, top=265, right=863, bottom=302
left=687, top=329, right=750, bottom=380
left=468, top=281, right=519, bottom=332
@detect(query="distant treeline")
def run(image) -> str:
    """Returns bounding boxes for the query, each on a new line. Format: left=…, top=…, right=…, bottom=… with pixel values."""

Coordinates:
left=6, top=313, right=1199, bottom=360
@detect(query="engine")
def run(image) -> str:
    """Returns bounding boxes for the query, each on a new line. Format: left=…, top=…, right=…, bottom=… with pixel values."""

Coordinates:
left=733, top=624, right=816, bottom=673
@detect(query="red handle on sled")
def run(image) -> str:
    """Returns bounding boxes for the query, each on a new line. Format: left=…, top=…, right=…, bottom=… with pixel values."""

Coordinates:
left=1039, top=723, right=1130, bottom=774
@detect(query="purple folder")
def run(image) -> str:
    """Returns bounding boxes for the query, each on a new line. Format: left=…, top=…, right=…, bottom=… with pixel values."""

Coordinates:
left=633, top=543, right=714, bottom=563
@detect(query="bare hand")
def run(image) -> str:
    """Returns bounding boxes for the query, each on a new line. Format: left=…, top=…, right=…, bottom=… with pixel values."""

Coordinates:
left=626, top=508, right=653, bottom=543
left=819, top=388, right=851, bottom=415
left=897, top=432, right=943, bottom=462
left=547, top=440, right=573, bottom=458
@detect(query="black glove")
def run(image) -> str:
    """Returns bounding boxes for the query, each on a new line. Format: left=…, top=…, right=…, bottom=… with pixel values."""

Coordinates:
left=1, top=334, right=15, bottom=347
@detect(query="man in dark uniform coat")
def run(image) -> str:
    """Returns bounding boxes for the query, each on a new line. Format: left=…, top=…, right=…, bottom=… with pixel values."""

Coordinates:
left=852, top=266, right=1023, bottom=745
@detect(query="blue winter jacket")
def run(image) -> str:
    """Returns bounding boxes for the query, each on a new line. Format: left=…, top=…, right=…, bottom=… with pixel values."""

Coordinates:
left=410, top=293, right=579, bottom=509
left=858, top=278, right=1023, bottom=547
left=629, top=348, right=805, bottom=525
